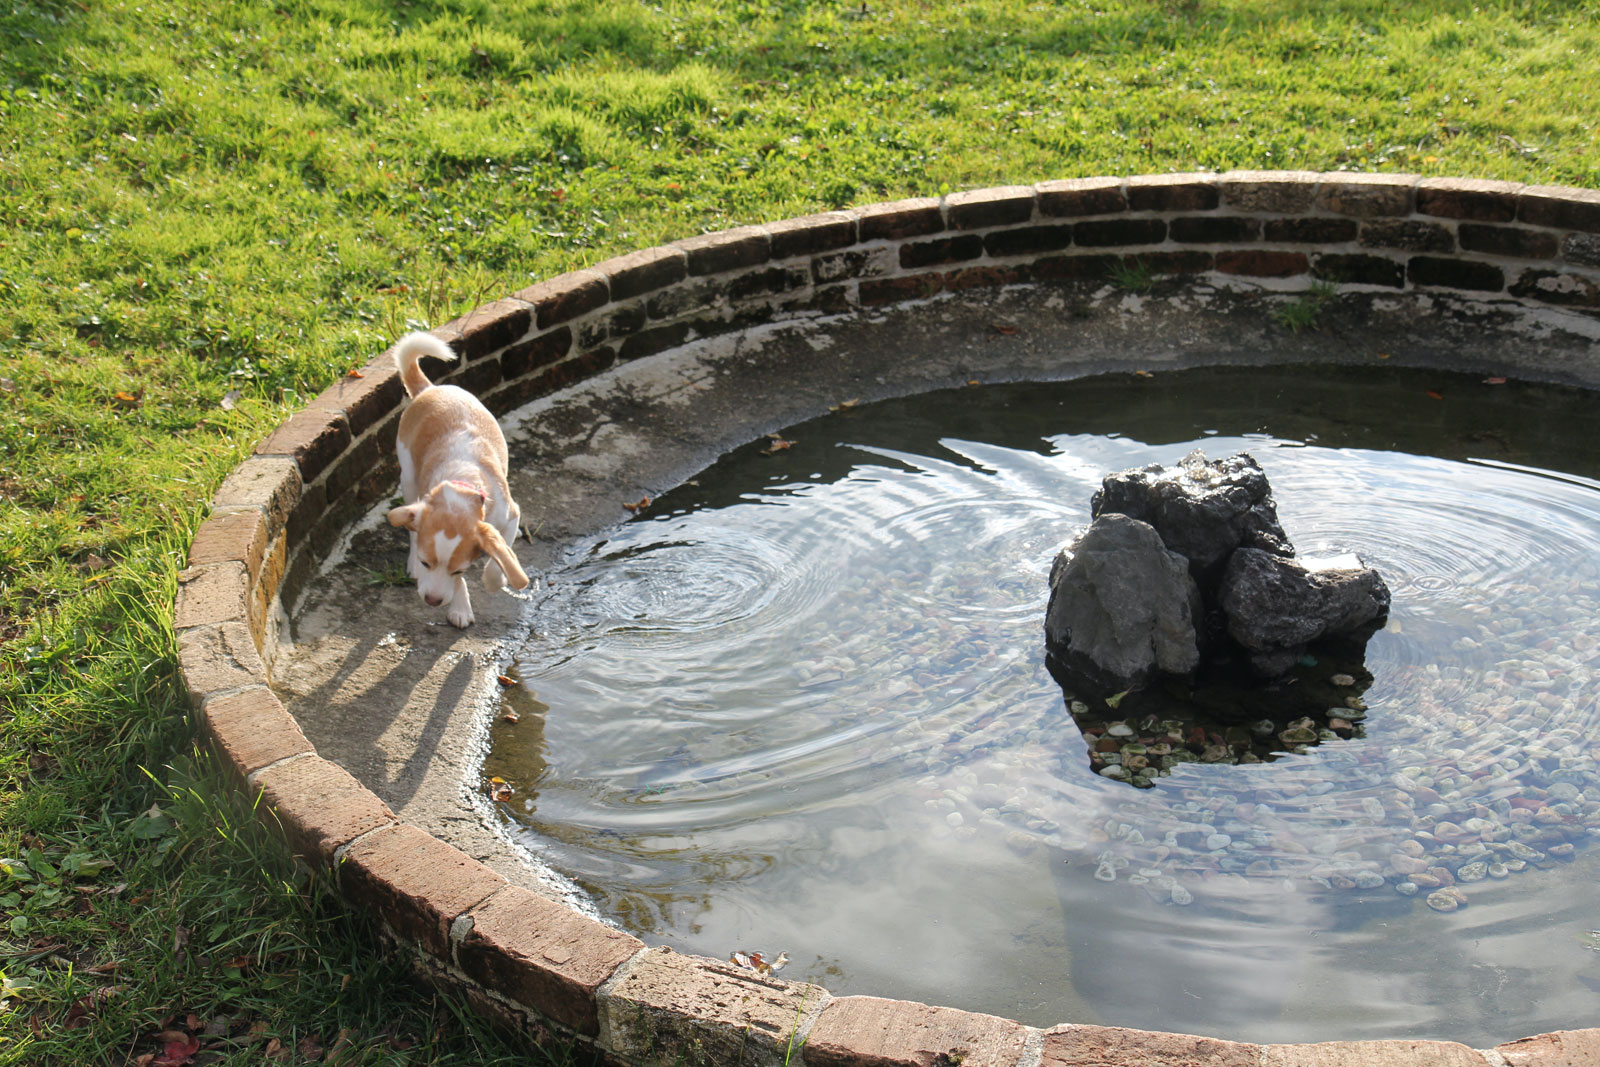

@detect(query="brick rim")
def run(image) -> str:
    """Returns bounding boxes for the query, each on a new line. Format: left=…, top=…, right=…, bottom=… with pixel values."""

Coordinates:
left=177, top=173, right=1600, bottom=1067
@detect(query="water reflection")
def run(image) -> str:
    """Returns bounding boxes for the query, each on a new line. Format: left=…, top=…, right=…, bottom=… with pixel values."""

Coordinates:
left=486, top=367, right=1600, bottom=1045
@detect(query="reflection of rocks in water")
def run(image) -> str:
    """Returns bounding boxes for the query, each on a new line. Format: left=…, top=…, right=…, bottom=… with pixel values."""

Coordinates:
left=1051, top=642, right=1374, bottom=786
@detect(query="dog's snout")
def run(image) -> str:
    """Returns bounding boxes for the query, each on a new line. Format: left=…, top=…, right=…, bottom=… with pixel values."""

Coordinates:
left=424, top=593, right=444, bottom=607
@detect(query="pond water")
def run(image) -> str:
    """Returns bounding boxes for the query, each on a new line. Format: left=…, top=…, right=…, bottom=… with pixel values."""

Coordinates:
left=485, top=365, right=1600, bottom=1046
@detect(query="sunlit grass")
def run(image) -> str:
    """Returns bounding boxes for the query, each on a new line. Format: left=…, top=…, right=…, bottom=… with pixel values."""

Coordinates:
left=3, top=0, right=1598, bottom=1059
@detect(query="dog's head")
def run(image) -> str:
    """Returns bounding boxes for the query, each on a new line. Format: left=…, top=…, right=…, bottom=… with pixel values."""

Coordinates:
left=388, top=482, right=529, bottom=606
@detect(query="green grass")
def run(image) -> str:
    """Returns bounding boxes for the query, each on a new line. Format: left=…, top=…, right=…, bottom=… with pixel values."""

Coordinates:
left=3, top=0, right=1599, bottom=1061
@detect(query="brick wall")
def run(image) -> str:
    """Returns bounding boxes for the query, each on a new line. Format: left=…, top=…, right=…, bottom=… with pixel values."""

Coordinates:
left=175, top=172, right=1600, bottom=1067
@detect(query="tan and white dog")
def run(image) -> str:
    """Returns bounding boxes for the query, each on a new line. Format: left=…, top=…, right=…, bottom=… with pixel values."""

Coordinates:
left=386, top=332, right=529, bottom=628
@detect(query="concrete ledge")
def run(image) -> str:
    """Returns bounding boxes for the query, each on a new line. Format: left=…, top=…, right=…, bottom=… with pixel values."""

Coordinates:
left=176, top=174, right=1600, bottom=1066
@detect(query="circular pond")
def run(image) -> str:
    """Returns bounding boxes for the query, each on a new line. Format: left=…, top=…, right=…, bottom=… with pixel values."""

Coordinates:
left=485, top=365, right=1600, bottom=1046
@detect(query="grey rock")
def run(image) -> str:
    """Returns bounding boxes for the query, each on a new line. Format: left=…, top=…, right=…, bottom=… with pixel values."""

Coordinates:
left=1091, top=450, right=1293, bottom=579
left=1045, top=513, right=1202, bottom=692
left=1219, top=548, right=1391, bottom=676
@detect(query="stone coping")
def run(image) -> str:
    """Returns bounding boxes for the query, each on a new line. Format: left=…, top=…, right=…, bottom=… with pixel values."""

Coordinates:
left=176, top=173, right=1600, bottom=1067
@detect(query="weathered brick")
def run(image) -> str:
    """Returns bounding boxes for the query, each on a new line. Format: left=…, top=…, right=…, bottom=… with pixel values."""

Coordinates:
left=782, top=283, right=853, bottom=316
left=1358, top=219, right=1454, bottom=253
left=617, top=322, right=689, bottom=361
left=286, top=478, right=326, bottom=550
left=804, top=996, right=1030, bottom=1067
left=213, top=459, right=302, bottom=543
left=1042, top=1025, right=1261, bottom=1067
left=340, top=824, right=507, bottom=958
left=1458, top=223, right=1561, bottom=260
left=983, top=225, right=1073, bottom=258
left=860, top=273, right=945, bottom=305
left=900, top=235, right=985, bottom=269
left=515, top=270, right=610, bottom=330
left=676, top=225, right=771, bottom=276
left=814, top=247, right=897, bottom=283
left=1036, top=176, right=1125, bottom=217
left=1417, top=177, right=1521, bottom=222
left=501, top=327, right=573, bottom=379
left=1127, top=172, right=1220, bottom=212
left=945, top=264, right=1029, bottom=291
left=254, top=408, right=352, bottom=485
left=1408, top=256, right=1505, bottom=292
left=1564, top=232, right=1600, bottom=268
left=321, top=431, right=387, bottom=512
left=946, top=185, right=1035, bottom=230
left=727, top=264, right=809, bottom=303
left=1509, top=269, right=1600, bottom=308
left=598, top=246, right=689, bottom=300
left=487, top=347, right=616, bottom=411
left=1074, top=218, right=1167, bottom=247
left=1316, top=173, right=1416, bottom=218
left=1263, top=217, right=1360, bottom=244
left=766, top=212, right=858, bottom=259
left=1138, top=250, right=1214, bottom=275
left=250, top=533, right=289, bottom=636
left=1217, top=170, right=1319, bottom=213
left=601, top=948, right=829, bottom=1067
left=308, top=364, right=405, bottom=437
left=1311, top=253, right=1405, bottom=288
left=174, top=561, right=250, bottom=630
left=254, top=756, right=395, bottom=864
left=1496, top=1028, right=1600, bottom=1067
left=177, top=622, right=267, bottom=706
left=458, top=886, right=643, bottom=1037
left=1032, top=254, right=1119, bottom=280
left=1261, top=1039, right=1489, bottom=1067
left=437, top=298, right=532, bottom=361
left=602, top=303, right=647, bottom=339
left=856, top=198, right=945, bottom=241
left=1169, top=216, right=1259, bottom=243
left=202, top=687, right=313, bottom=780
left=188, top=508, right=269, bottom=584
left=1216, top=250, right=1309, bottom=277
left=688, top=303, right=777, bottom=339
left=1519, top=185, right=1600, bottom=233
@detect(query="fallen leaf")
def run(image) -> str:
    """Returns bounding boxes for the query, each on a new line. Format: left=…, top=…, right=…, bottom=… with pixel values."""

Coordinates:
left=1482, top=376, right=1507, bottom=385
left=491, top=783, right=514, bottom=802
left=1133, top=370, right=1155, bottom=379
left=1104, top=689, right=1130, bottom=710
left=966, top=379, right=980, bottom=386
left=761, top=437, right=792, bottom=455
left=729, top=949, right=788, bottom=975
left=502, top=710, right=520, bottom=724
left=78, top=554, right=109, bottom=574
left=0, top=378, right=15, bottom=393
left=112, top=390, right=143, bottom=409
left=1425, top=389, right=1444, bottom=400
left=622, top=495, right=652, bottom=512
left=495, top=674, right=516, bottom=687
left=1377, top=352, right=1392, bottom=360
left=63, top=985, right=122, bottom=1028
left=220, top=389, right=241, bottom=410
left=346, top=368, right=365, bottom=379
left=990, top=323, right=1018, bottom=336
left=150, top=1031, right=200, bottom=1067
left=298, top=1033, right=325, bottom=1061
left=827, top=397, right=860, bottom=412
left=265, top=1037, right=290, bottom=1062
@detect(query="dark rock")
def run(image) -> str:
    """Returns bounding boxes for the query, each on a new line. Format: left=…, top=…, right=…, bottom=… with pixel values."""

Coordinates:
left=1091, top=450, right=1293, bottom=583
left=1219, top=549, right=1391, bottom=676
left=1045, top=513, right=1202, bottom=693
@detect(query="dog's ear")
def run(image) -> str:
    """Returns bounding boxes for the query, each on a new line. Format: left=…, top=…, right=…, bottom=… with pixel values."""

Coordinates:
left=388, top=504, right=421, bottom=530
left=477, top=522, right=530, bottom=589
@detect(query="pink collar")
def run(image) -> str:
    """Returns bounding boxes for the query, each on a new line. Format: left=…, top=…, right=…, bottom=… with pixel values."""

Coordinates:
left=445, top=479, right=487, bottom=504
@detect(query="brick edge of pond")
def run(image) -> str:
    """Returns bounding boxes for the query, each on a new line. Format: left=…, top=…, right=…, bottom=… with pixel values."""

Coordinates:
left=177, top=172, right=1600, bottom=1067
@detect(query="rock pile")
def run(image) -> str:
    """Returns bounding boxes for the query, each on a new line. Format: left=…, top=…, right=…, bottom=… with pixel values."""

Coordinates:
left=1045, top=451, right=1391, bottom=777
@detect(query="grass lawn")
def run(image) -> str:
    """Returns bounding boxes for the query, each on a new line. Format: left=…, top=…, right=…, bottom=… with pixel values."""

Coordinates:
left=2, top=0, right=1598, bottom=1061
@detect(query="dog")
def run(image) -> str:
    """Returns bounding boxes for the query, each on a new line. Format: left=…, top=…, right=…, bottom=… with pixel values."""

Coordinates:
left=386, top=331, right=529, bottom=628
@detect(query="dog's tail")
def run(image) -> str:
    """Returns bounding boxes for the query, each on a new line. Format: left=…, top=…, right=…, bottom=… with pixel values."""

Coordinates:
left=392, top=331, right=458, bottom=399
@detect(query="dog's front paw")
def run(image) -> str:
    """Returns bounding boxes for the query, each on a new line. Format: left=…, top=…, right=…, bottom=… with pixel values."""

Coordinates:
left=447, top=601, right=475, bottom=628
